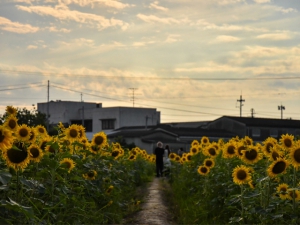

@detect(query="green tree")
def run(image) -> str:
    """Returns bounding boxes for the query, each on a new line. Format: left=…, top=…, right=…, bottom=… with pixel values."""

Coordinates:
left=0, top=107, right=47, bottom=127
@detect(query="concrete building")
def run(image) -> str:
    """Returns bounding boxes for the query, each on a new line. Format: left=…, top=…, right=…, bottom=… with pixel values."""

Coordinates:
left=37, top=100, right=160, bottom=139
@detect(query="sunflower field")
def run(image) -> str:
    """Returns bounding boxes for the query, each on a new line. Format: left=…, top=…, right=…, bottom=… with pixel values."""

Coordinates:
left=168, top=134, right=300, bottom=224
left=0, top=106, right=155, bottom=224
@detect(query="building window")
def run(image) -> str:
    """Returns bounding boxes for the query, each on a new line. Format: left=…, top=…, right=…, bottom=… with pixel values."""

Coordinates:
left=270, top=129, right=278, bottom=137
left=102, top=119, right=115, bottom=130
left=71, top=119, right=93, bottom=132
left=252, top=128, right=260, bottom=137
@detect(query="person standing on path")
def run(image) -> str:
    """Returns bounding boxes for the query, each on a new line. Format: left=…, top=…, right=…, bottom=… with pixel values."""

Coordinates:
left=163, top=144, right=171, bottom=177
left=154, top=141, right=164, bottom=177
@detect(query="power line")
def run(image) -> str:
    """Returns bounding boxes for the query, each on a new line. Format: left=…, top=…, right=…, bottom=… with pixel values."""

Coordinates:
left=0, top=84, right=46, bottom=92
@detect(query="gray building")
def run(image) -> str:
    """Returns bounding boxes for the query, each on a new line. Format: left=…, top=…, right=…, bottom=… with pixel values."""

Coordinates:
left=37, top=100, right=160, bottom=139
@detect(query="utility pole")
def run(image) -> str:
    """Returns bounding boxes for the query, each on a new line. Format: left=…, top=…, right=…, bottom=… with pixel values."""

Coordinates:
left=250, top=108, right=255, bottom=118
left=129, top=88, right=138, bottom=107
left=237, top=95, right=245, bottom=117
left=47, top=80, right=49, bottom=131
left=278, top=104, right=285, bottom=119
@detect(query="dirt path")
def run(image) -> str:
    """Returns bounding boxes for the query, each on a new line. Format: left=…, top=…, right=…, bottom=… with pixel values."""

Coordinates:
left=123, top=177, right=176, bottom=225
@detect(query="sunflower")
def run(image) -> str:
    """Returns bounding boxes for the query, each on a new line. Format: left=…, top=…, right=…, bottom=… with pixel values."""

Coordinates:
left=186, top=153, right=193, bottom=161
left=106, top=185, right=114, bottom=195
left=287, top=190, right=300, bottom=201
left=204, top=144, right=218, bottom=158
left=5, top=106, right=17, bottom=116
left=280, top=134, right=294, bottom=150
left=3, top=115, right=18, bottom=131
left=91, top=131, right=107, bottom=148
left=28, top=127, right=37, bottom=144
left=15, top=124, right=31, bottom=142
left=190, top=146, right=198, bottom=155
left=45, top=143, right=58, bottom=154
left=268, top=147, right=283, bottom=161
left=241, top=145, right=262, bottom=164
left=289, top=143, right=300, bottom=169
left=222, top=142, right=237, bottom=159
left=77, top=125, right=86, bottom=140
left=28, top=144, right=43, bottom=163
left=262, top=137, right=278, bottom=157
left=111, top=149, right=121, bottom=159
left=191, top=140, right=199, bottom=147
left=2, top=142, right=31, bottom=171
left=236, top=142, right=246, bottom=159
left=243, top=136, right=253, bottom=146
left=128, top=154, right=136, bottom=161
left=201, top=136, right=210, bottom=146
left=169, top=153, right=176, bottom=161
left=175, top=155, right=181, bottom=162
left=64, top=124, right=80, bottom=142
left=35, top=125, right=48, bottom=137
left=60, top=158, right=76, bottom=173
left=39, top=136, right=51, bottom=151
left=232, top=165, right=251, bottom=185
left=58, top=122, right=66, bottom=131
left=0, top=126, right=14, bottom=151
left=203, top=158, right=215, bottom=169
left=89, top=145, right=101, bottom=154
left=83, top=170, right=97, bottom=180
left=267, top=158, right=289, bottom=178
left=197, top=165, right=210, bottom=176
left=276, top=183, right=289, bottom=200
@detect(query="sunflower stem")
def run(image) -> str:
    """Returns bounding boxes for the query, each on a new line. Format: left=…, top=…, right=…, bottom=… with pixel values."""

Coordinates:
left=16, top=169, right=20, bottom=202
left=293, top=166, right=296, bottom=213
left=240, top=185, right=245, bottom=224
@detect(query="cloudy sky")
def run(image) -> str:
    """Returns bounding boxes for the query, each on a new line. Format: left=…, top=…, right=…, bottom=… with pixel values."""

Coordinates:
left=1, top=0, right=300, bottom=123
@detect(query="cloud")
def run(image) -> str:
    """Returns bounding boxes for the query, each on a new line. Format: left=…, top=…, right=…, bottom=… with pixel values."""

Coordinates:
left=137, top=14, right=182, bottom=24
left=213, top=35, right=241, bottom=43
left=253, top=0, right=270, bottom=3
left=27, top=45, right=38, bottom=49
left=165, top=34, right=181, bottom=43
left=274, top=6, right=297, bottom=14
left=256, top=33, right=292, bottom=40
left=47, top=26, right=71, bottom=33
left=149, top=1, right=168, bottom=11
left=132, top=41, right=155, bottom=47
left=16, top=4, right=128, bottom=30
left=0, top=16, right=39, bottom=33
left=218, top=0, right=244, bottom=5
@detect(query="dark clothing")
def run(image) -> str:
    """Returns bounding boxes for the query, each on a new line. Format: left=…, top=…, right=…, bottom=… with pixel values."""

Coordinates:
left=154, top=147, right=164, bottom=177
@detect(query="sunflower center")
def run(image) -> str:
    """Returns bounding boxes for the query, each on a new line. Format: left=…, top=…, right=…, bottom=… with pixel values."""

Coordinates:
left=94, top=136, right=104, bottom=145
left=112, top=150, right=119, bottom=157
left=30, top=147, right=39, bottom=158
left=245, top=149, right=257, bottom=160
left=88, top=171, right=95, bottom=177
left=284, top=139, right=292, bottom=148
left=236, top=170, right=247, bottom=180
left=187, top=155, right=192, bottom=160
left=280, top=187, right=287, bottom=192
left=63, top=162, right=72, bottom=169
left=8, top=120, right=17, bottom=129
left=19, top=128, right=29, bottom=137
left=200, top=167, right=208, bottom=173
left=272, top=161, right=286, bottom=174
left=271, top=151, right=280, bottom=160
left=205, top=160, right=212, bottom=167
left=40, top=141, right=47, bottom=150
left=29, top=131, right=35, bottom=141
left=238, top=146, right=246, bottom=156
left=0, top=131, right=4, bottom=142
left=38, top=128, right=45, bottom=134
left=208, top=148, right=216, bottom=156
left=69, top=129, right=78, bottom=138
left=192, top=148, right=197, bottom=153
left=227, top=146, right=235, bottom=155
left=7, top=147, right=28, bottom=163
left=293, top=148, right=300, bottom=163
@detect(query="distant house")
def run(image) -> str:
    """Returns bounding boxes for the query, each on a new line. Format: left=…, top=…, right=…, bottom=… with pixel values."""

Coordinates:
left=206, top=116, right=300, bottom=142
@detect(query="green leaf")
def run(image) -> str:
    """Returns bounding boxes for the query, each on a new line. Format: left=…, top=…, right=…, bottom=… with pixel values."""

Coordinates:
left=0, top=171, right=12, bottom=185
left=1, top=198, right=34, bottom=218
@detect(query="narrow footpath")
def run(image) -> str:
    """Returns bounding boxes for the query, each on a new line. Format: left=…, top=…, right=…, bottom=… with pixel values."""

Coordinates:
left=124, top=177, right=176, bottom=225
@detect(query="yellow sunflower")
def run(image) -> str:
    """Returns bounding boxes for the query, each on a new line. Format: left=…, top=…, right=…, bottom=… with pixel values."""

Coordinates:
left=268, top=147, right=283, bottom=161
left=201, top=136, right=210, bottom=146
left=128, top=154, right=136, bottom=161
left=169, top=153, right=176, bottom=161
left=191, top=140, right=199, bottom=147
left=35, top=125, right=48, bottom=137
left=190, top=146, right=199, bottom=155
left=236, top=142, right=246, bottom=159
left=106, top=185, right=114, bottom=195
left=280, top=134, right=294, bottom=150
left=111, top=149, right=121, bottom=159
left=186, top=153, right=193, bottom=162
left=232, top=165, right=251, bottom=185
left=241, top=145, right=263, bottom=164
left=262, top=137, right=278, bottom=157
left=267, top=158, right=289, bottom=178
left=204, top=144, right=218, bottom=158
left=3, top=115, right=18, bottom=132
left=60, top=158, right=76, bottom=173
left=83, top=170, right=98, bottom=180
left=2, top=142, right=31, bottom=171
left=0, top=126, right=14, bottom=151
left=5, top=106, right=17, bottom=116
left=91, top=131, right=107, bottom=148
left=243, top=136, right=253, bottom=146
left=197, top=165, right=210, bottom=176
left=287, top=190, right=300, bottom=201
left=15, top=124, right=31, bottom=142
left=203, top=158, right=215, bottom=169
left=28, top=144, right=43, bottom=163
left=64, top=124, right=80, bottom=142
left=39, top=136, right=51, bottom=151
left=175, top=155, right=181, bottom=162
left=28, top=127, right=37, bottom=144
left=77, top=125, right=86, bottom=140
left=289, top=143, right=300, bottom=169
left=222, top=142, right=237, bottom=159
left=45, top=142, right=58, bottom=154
left=276, top=183, right=289, bottom=200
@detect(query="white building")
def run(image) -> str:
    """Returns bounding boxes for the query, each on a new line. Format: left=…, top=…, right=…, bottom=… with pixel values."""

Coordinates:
left=37, top=100, right=160, bottom=139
